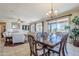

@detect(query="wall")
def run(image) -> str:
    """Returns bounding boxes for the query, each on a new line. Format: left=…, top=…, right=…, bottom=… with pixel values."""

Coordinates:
left=0, top=23, right=6, bottom=38
left=44, top=21, right=48, bottom=32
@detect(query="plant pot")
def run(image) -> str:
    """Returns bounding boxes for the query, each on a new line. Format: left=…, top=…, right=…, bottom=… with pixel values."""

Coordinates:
left=73, top=40, right=79, bottom=47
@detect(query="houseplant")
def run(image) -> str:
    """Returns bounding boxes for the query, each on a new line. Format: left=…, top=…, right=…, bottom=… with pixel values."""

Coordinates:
left=70, top=16, right=79, bottom=47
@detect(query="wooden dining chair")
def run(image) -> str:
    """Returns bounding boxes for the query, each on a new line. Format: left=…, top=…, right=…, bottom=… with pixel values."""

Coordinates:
left=42, top=32, right=48, bottom=41
left=28, top=34, right=47, bottom=56
left=47, top=33, right=68, bottom=56
left=28, top=35, right=37, bottom=56
left=36, top=32, right=43, bottom=41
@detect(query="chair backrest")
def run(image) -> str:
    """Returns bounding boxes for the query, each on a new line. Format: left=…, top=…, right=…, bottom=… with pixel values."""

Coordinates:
left=28, top=34, right=37, bottom=56
left=59, top=33, right=68, bottom=55
left=36, top=32, right=42, bottom=41
left=55, top=32, right=63, bottom=37
left=42, top=32, right=48, bottom=41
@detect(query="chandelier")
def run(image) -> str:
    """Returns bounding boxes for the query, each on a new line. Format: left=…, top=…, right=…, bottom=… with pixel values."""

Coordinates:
left=46, top=3, right=58, bottom=18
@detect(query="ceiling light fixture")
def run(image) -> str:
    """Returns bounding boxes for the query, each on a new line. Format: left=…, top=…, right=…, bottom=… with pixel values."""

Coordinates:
left=46, top=3, right=58, bottom=18
left=17, top=18, right=22, bottom=23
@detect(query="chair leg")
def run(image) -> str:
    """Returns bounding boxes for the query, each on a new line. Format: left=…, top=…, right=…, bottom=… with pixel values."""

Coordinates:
left=30, top=51, right=32, bottom=56
left=48, top=50, right=50, bottom=56
left=62, top=48, right=65, bottom=56
left=59, top=52, right=60, bottom=56
left=43, top=48, right=45, bottom=56
left=65, top=44, right=68, bottom=55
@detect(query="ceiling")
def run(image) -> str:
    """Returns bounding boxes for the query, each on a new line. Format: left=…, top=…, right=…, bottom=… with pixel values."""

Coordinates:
left=0, top=3, right=79, bottom=23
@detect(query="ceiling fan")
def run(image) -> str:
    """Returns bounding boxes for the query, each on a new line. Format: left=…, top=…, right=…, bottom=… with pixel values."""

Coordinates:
left=3, top=17, right=24, bottom=23
left=17, top=18, right=24, bottom=23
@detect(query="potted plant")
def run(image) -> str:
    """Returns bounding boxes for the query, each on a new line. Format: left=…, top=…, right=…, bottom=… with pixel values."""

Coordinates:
left=70, top=16, right=79, bottom=47
left=64, top=25, right=70, bottom=32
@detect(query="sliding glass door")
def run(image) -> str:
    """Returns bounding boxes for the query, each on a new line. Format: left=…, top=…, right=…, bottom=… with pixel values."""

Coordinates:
left=48, top=17, right=70, bottom=33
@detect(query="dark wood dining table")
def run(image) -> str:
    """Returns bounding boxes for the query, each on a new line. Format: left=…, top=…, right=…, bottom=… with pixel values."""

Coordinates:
left=35, top=34, right=62, bottom=48
left=34, top=34, right=63, bottom=56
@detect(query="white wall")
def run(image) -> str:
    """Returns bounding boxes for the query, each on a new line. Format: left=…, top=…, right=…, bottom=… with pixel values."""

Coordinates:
left=44, top=21, right=48, bottom=32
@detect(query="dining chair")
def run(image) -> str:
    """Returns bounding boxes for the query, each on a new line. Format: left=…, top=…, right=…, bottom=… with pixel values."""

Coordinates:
left=47, top=33, right=68, bottom=56
left=42, top=32, right=48, bottom=41
left=3, top=32, right=12, bottom=45
left=36, top=32, right=43, bottom=41
left=28, top=34, right=47, bottom=56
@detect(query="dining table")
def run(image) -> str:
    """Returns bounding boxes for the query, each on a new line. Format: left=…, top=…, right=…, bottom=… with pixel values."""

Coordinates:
left=35, top=34, right=62, bottom=48
left=35, top=34, right=62, bottom=55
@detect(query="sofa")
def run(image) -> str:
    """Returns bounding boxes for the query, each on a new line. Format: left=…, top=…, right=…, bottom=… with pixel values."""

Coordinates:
left=12, top=33, right=25, bottom=44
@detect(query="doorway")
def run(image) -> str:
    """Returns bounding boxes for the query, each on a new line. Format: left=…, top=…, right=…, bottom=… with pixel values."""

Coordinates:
left=0, top=22, right=6, bottom=41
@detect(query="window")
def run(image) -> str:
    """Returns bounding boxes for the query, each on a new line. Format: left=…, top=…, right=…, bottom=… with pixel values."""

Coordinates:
left=48, top=17, right=69, bottom=32
left=51, top=23, right=57, bottom=32
left=57, top=21, right=69, bottom=32
left=22, top=25, right=28, bottom=30
left=36, top=23, right=42, bottom=32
